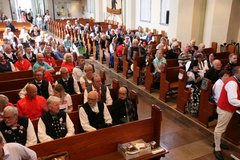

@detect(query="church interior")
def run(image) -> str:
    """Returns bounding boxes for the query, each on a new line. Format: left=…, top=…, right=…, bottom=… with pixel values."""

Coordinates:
left=0, top=0, right=240, bottom=159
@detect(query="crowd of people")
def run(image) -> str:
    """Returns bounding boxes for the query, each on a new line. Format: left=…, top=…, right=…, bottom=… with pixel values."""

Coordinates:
left=0, top=17, right=239, bottom=160
left=0, top=18, right=142, bottom=159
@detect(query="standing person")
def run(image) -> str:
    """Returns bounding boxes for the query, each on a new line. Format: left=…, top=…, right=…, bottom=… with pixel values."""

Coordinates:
left=0, top=135, right=37, bottom=160
left=36, top=14, right=43, bottom=30
left=213, top=66, right=240, bottom=160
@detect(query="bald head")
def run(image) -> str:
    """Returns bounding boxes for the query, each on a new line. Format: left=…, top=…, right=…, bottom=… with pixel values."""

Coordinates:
left=26, top=84, right=37, bottom=99
left=213, top=59, right=222, bottom=70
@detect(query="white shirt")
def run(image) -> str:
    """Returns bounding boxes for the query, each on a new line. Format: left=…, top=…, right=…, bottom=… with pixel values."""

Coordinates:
left=224, top=78, right=240, bottom=107
left=19, top=81, right=53, bottom=99
left=38, top=113, right=75, bottom=143
left=72, top=67, right=84, bottom=82
left=79, top=103, right=112, bottom=132
left=212, top=79, right=224, bottom=103
left=0, top=119, right=37, bottom=147
left=3, top=143, right=37, bottom=160
left=84, top=85, right=113, bottom=106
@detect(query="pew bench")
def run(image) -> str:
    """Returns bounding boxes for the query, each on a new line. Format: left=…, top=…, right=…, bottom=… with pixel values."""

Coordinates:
left=159, top=66, right=179, bottom=102
left=30, top=105, right=168, bottom=160
left=198, top=78, right=215, bottom=127
left=0, top=70, right=33, bottom=81
left=176, top=69, right=191, bottom=113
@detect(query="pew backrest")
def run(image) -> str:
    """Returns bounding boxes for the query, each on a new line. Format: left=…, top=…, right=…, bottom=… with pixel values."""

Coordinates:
left=30, top=105, right=164, bottom=160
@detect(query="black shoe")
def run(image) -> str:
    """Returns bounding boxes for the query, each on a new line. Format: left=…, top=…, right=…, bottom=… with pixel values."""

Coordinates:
left=213, top=143, right=229, bottom=150
left=213, top=150, right=224, bottom=160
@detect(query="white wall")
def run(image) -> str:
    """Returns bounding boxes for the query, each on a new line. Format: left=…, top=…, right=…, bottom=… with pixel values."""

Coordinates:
left=226, top=0, right=240, bottom=43
left=203, top=0, right=233, bottom=47
left=0, top=0, right=11, bottom=19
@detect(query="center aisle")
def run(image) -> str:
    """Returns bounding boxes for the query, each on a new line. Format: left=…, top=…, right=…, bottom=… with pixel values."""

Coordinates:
left=90, top=58, right=240, bottom=160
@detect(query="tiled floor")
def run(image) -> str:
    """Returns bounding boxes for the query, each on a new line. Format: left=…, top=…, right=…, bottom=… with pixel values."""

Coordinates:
left=91, top=58, right=240, bottom=160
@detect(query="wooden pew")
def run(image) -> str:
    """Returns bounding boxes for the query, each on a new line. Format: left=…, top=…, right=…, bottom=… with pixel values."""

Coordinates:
left=30, top=105, right=168, bottom=160
left=133, top=56, right=143, bottom=85
left=109, top=78, right=120, bottom=102
left=0, top=77, right=34, bottom=92
left=214, top=52, right=230, bottom=60
left=166, top=59, right=178, bottom=67
left=145, top=60, right=154, bottom=93
left=159, top=66, right=179, bottom=102
left=0, top=70, right=33, bottom=81
left=176, top=69, right=191, bottom=113
left=122, top=46, right=129, bottom=79
left=0, top=89, right=20, bottom=104
left=71, top=94, right=84, bottom=111
left=198, top=78, right=215, bottom=127
left=224, top=109, right=240, bottom=145
left=0, top=75, right=61, bottom=92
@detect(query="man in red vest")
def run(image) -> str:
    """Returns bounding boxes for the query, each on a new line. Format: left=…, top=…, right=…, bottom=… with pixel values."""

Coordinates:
left=214, top=66, right=240, bottom=160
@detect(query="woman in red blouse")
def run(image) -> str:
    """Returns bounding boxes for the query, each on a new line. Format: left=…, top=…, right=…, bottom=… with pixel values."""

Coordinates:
left=15, top=50, right=32, bottom=71
left=43, top=49, right=57, bottom=67
left=61, top=53, right=75, bottom=74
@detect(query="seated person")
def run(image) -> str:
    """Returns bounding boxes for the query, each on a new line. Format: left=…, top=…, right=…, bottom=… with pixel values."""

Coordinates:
left=165, top=41, right=181, bottom=59
left=79, top=91, right=112, bottom=132
left=223, top=53, right=238, bottom=76
left=23, top=45, right=36, bottom=63
left=84, top=74, right=113, bottom=106
left=49, top=84, right=73, bottom=113
left=204, top=59, right=222, bottom=84
left=0, top=52, right=15, bottom=72
left=55, top=67, right=80, bottom=95
left=43, top=49, right=57, bottom=67
left=15, top=50, right=32, bottom=71
left=17, top=84, right=48, bottom=120
left=79, top=64, right=94, bottom=91
left=54, top=45, right=66, bottom=60
left=19, top=69, right=53, bottom=99
left=38, top=96, right=75, bottom=143
left=178, top=45, right=192, bottom=67
left=111, top=87, right=138, bottom=124
left=153, top=49, right=166, bottom=88
left=186, top=60, right=203, bottom=116
left=0, top=106, right=37, bottom=146
left=0, top=95, right=14, bottom=121
left=72, top=56, right=85, bottom=83
left=3, top=44, right=18, bottom=64
left=61, top=53, right=75, bottom=74
left=0, top=135, right=37, bottom=160
left=32, top=53, right=55, bottom=74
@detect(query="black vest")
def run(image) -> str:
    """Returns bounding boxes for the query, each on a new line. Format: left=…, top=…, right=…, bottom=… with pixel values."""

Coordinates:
left=57, top=77, right=76, bottom=95
left=0, top=62, right=12, bottom=72
left=0, top=116, right=28, bottom=145
left=86, top=85, right=107, bottom=104
left=82, top=102, right=106, bottom=129
left=31, top=80, right=49, bottom=99
left=3, top=53, right=18, bottom=64
left=41, top=111, right=68, bottom=139
left=23, top=53, right=37, bottom=63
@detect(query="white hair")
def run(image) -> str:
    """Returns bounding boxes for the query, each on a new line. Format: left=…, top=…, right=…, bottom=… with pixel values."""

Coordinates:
left=47, top=96, right=61, bottom=107
left=3, top=106, right=18, bottom=115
